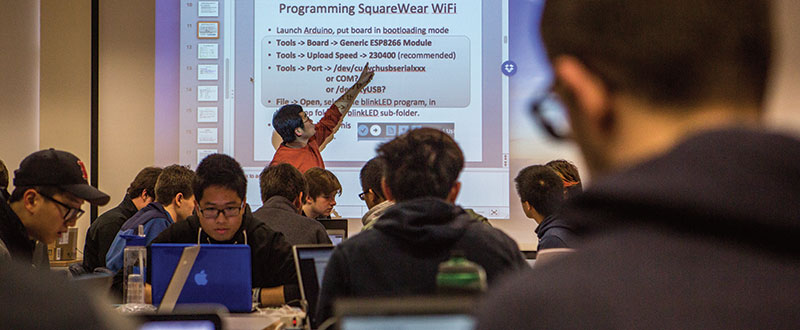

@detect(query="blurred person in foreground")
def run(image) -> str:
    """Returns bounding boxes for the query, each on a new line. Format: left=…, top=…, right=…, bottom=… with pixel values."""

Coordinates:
left=477, top=1, right=800, bottom=329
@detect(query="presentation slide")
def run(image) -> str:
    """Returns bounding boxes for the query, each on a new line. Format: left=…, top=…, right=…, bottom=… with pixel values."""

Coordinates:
left=155, top=0, right=572, bottom=220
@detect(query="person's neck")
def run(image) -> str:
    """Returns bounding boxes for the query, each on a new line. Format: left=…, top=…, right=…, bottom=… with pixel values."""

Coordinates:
left=603, top=99, right=760, bottom=176
left=9, top=202, right=36, bottom=240
left=301, top=204, right=319, bottom=219
left=131, top=197, right=149, bottom=210
left=284, top=136, right=309, bottom=149
left=163, top=204, right=179, bottom=223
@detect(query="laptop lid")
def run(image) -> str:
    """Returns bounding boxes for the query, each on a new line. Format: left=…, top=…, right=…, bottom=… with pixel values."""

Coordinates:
left=335, top=296, right=477, bottom=330
left=150, top=243, right=252, bottom=312
left=292, top=244, right=334, bottom=327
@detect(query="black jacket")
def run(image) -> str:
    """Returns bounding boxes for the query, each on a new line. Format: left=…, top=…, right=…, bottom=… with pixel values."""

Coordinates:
left=151, top=206, right=300, bottom=302
left=252, top=196, right=331, bottom=246
left=318, top=197, right=527, bottom=324
left=0, top=194, right=36, bottom=266
left=83, top=196, right=138, bottom=271
left=477, top=128, right=800, bottom=329
left=535, top=213, right=577, bottom=250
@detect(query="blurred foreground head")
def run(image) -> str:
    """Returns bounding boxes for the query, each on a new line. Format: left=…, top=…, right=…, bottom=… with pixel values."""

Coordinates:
left=540, top=1, right=772, bottom=177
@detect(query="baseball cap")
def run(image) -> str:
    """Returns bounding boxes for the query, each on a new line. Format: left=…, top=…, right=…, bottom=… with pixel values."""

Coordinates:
left=13, top=149, right=111, bottom=206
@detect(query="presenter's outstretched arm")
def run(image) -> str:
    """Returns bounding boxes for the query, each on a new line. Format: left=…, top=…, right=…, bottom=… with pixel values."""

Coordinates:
left=333, top=62, right=374, bottom=115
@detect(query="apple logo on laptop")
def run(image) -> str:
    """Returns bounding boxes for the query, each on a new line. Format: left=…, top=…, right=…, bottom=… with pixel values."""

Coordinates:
left=194, top=270, right=208, bottom=286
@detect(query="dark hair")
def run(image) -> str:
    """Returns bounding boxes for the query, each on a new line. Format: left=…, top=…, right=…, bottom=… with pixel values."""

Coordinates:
left=359, top=157, right=386, bottom=200
left=272, top=104, right=305, bottom=144
left=126, top=167, right=162, bottom=200
left=194, top=154, right=247, bottom=202
left=540, top=1, right=772, bottom=108
left=0, top=159, right=8, bottom=190
left=154, top=165, right=195, bottom=205
left=303, top=167, right=341, bottom=199
left=515, top=165, right=564, bottom=217
left=9, top=186, right=62, bottom=203
left=545, top=159, right=583, bottom=199
left=260, top=163, right=307, bottom=203
left=377, top=128, right=464, bottom=201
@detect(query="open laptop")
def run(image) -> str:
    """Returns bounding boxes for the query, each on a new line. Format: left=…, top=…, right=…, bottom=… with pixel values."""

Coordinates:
left=150, top=243, right=252, bottom=312
left=316, top=219, right=348, bottom=245
left=292, top=244, right=335, bottom=327
left=335, top=296, right=477, bottom=330
left=137, top=313, right=222, bottom=330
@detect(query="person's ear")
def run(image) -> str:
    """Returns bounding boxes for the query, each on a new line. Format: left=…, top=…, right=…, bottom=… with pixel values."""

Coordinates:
left=22, top=189, right=40, bottom=213
left=294, top=126, right=304, bottom=137
left=304, top=193, right=314, bottom=205
left=445, top=181, right=461, bottom=203
left=381, top=179, right=394, bottom=202
left=366, top=188, right=377, bottom=204
left=553, top=55, right=612, bottom=128
left=521, top=201, right=531, bottom=212
left=174, top=192, right=184, bottom=207
left=293, top=192, right=304, bottom=212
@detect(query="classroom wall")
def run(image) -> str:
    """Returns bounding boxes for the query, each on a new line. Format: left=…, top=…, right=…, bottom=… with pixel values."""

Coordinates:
left=96, top=0, right=156, bottom=218
left=40, top=0, right=93, bottom=253
left=0, top=0, right=40, bottom=172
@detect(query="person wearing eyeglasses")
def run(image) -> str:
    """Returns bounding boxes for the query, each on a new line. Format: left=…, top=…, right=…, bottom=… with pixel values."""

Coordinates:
left=252, top=163, right=331, bottom=245
left=270, top=63, right=374, bottom=173
left=476, top=1, right=800, bottom=329
left=357, top=157, right=393, bottom=230
left=151, top=154, right=299, bottom=307
left=104, top=165, right=196, bottom=273
left=1, top=149, right=110, bottom=268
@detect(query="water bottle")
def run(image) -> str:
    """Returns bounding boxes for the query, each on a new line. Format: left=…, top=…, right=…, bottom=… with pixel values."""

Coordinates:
left=436, top=250, right=487, bottom=294
left=122, top=225, right=147, bottom=305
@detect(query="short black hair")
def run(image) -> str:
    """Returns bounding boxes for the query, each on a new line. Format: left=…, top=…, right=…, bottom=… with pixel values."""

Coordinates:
left=194, top=154, right=247, bottom=202
left=303, top=167, right=341, bottom=199
left=260, top=163, right=307, bottom=203
left=515, top=165, right=564, bottom=217
left=154, top=165, right=195, bottom=205
left=126, top=167, right=162, bottom=200
left=359, top=157, right=385, bottom=200
left=545, top=159, right=583, bottom=199
left=377, top=128, right=463, bottom=201
left=272, top=104, right=305, bottom=144
left=8, top=186, right=62, bottom=203
left=540, top=1, right=772, bottom=108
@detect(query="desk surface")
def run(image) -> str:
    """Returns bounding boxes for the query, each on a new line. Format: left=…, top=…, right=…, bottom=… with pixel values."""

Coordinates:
left=50, top=258, right=81, bottom=268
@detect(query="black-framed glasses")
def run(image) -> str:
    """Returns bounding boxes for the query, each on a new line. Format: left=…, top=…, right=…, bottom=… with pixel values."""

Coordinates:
left=530, top=92, right=572, bottom=140
left=198, top=202, right=244, bottom=219
left=358, top=191, right=367, bottom=200
left=39, top=192, right=84, bottom=221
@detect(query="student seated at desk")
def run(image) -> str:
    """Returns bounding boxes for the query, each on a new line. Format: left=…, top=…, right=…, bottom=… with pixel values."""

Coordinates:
left=316, top=129, right=528, bottom=325
left=105, top=165, right=196, bottom=273
left=151, top=154, right=299, bottom=307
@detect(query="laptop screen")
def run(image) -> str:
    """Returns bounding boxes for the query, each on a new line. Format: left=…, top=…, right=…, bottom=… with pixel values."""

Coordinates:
left=336, top=296, right=477, bottom=330
left=340, top=314, right=475, bottom=330
left=137, top=313, right=222, bottom=330
left=293, top=244, right=335, bottom=327
left=328, top=233, right=344, bottom=245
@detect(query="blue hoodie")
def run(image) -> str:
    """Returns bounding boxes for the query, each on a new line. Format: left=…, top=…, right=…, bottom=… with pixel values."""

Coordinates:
left=105, top=202, right=174, bottom=272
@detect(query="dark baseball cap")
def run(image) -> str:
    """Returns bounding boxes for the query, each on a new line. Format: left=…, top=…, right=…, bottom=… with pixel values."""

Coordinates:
left=13, top=149, right=111, bottom=206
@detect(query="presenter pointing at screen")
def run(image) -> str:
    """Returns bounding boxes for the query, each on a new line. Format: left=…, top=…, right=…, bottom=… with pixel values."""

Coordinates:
left=270, top=62, right=375, bottom=173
